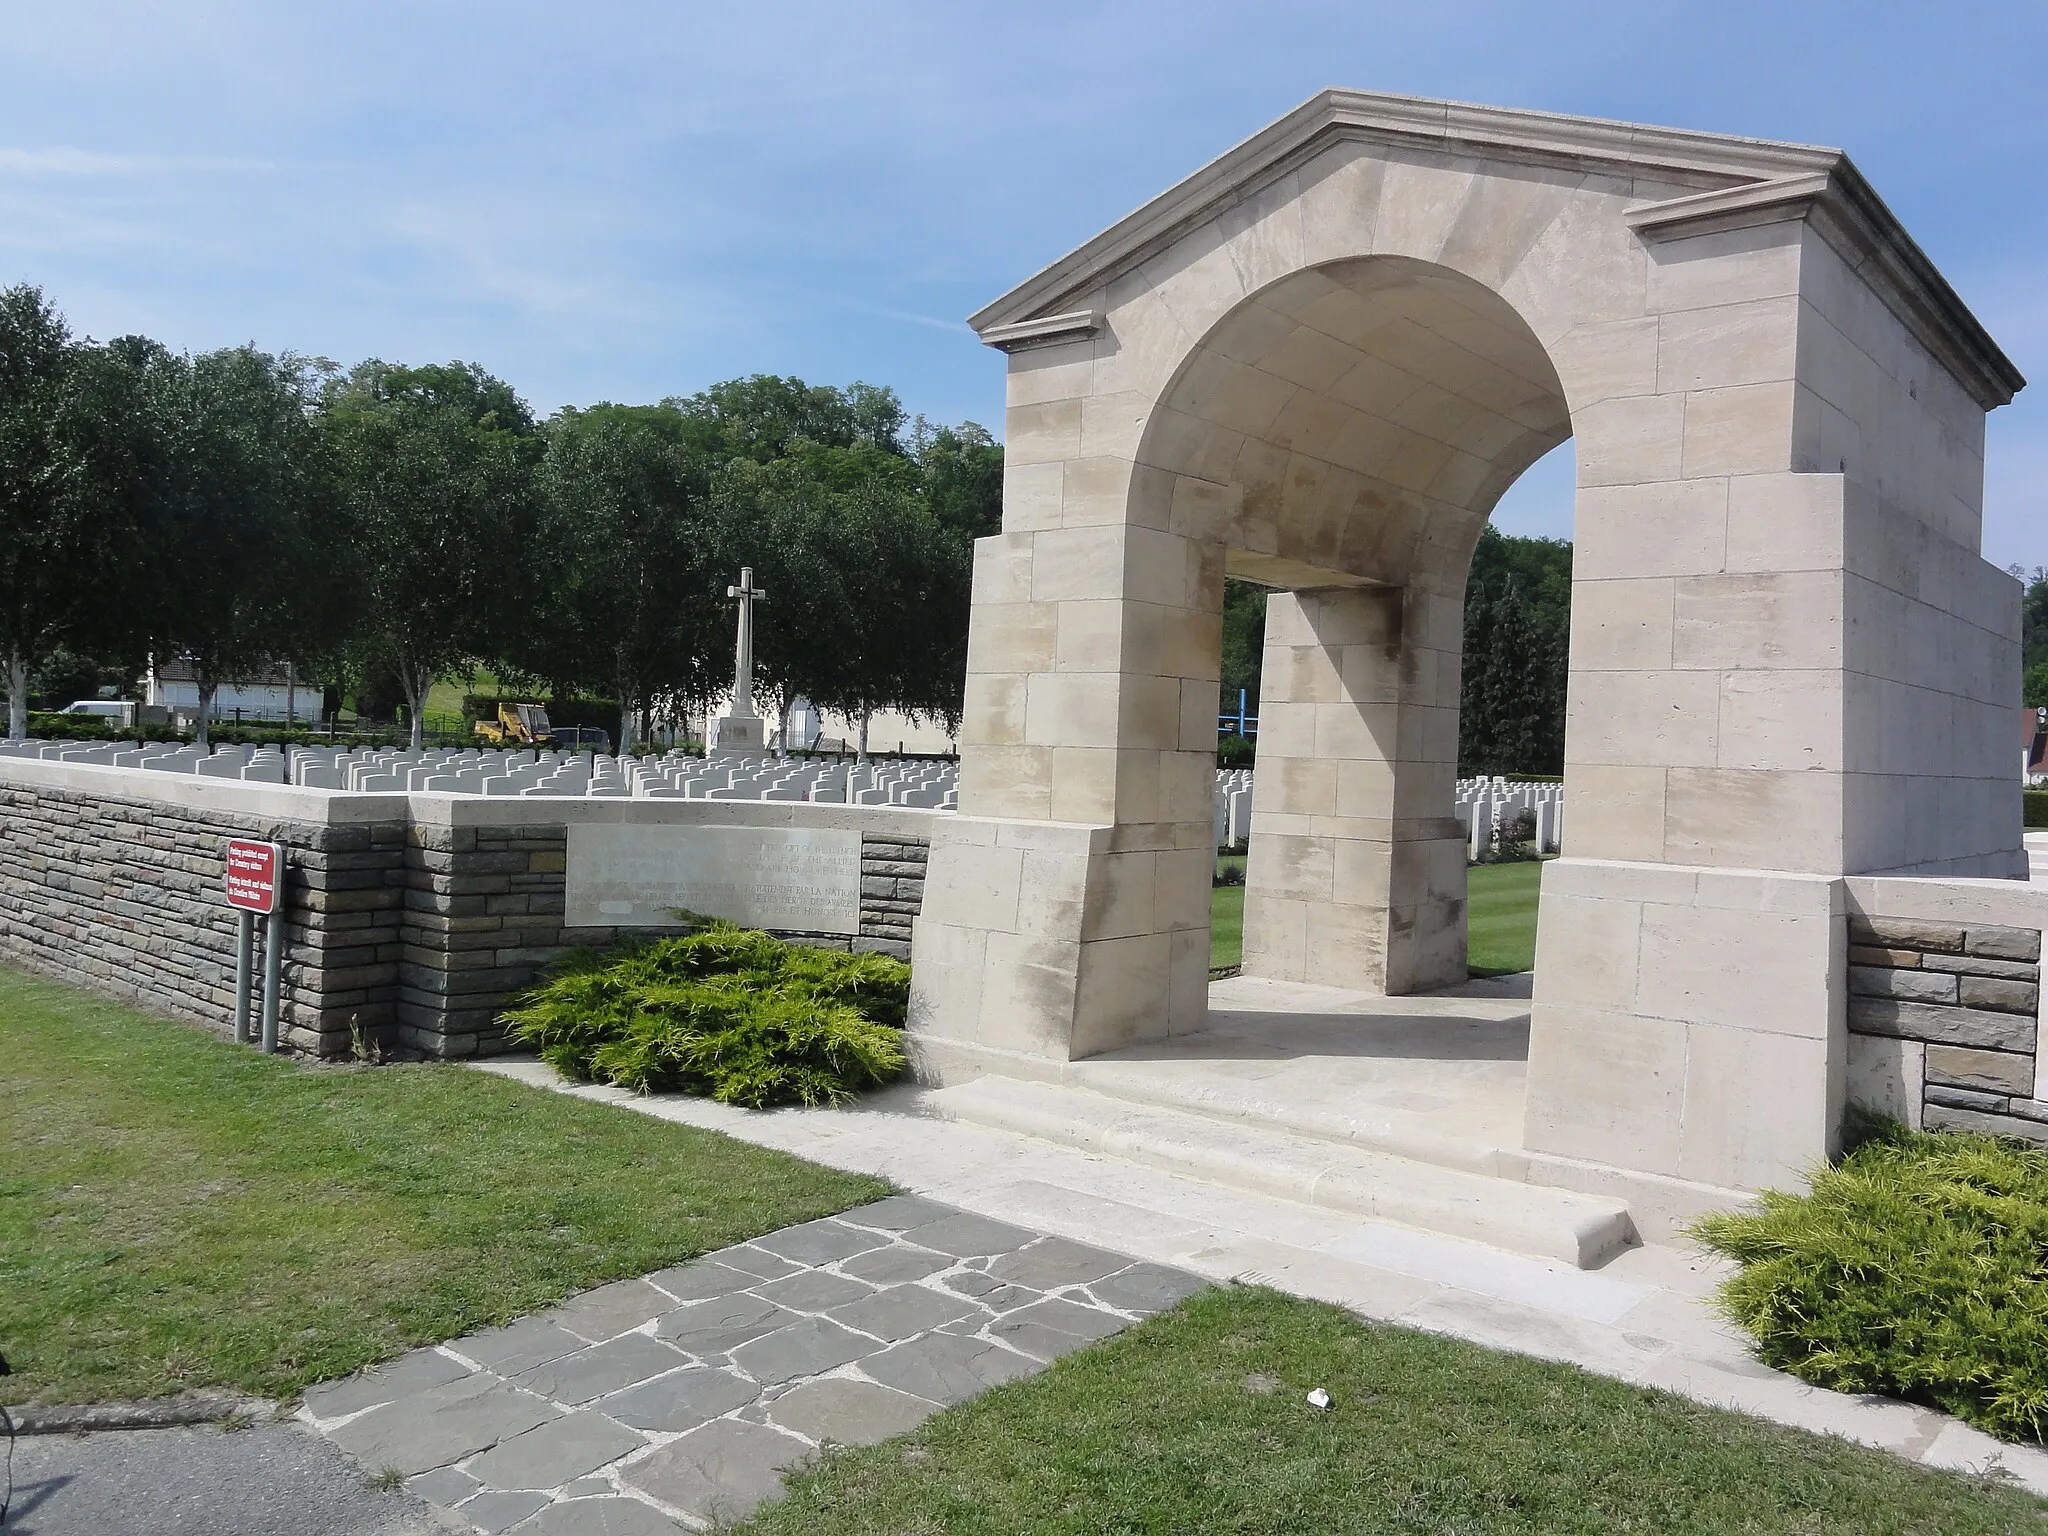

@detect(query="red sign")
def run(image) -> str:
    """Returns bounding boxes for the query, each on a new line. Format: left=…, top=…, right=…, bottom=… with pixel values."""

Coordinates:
left=225, top=839, right=283, bottom=914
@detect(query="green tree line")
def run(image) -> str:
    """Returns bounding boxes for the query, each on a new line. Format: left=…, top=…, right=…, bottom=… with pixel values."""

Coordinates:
left=0, top=284, right=1001, bottom=749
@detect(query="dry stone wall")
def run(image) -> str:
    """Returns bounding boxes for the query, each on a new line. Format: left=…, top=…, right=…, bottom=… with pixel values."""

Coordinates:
left=1, top=762, right=931, bottom=1061
left=1848, top=914, right=2045, bottom=1140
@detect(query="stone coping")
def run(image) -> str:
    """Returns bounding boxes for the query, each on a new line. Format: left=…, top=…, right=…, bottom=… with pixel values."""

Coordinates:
left=0, top=756, right=947, bottom=839
left=1845, top=874, right=2048, bottom=929
left=0, top=754, right=405, bottom=825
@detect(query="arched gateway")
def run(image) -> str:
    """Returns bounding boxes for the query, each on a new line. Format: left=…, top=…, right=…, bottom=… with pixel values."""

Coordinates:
left=907, top=91, right=2025, bottom=1210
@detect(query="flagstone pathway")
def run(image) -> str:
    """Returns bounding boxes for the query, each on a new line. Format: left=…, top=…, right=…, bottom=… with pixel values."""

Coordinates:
left=301, top=1196, right=1204, bottom=1534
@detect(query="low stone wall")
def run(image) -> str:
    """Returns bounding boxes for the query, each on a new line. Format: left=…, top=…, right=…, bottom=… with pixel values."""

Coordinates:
left=394, top=813, right=933, bottom=1059
left=1, top=758, right=937, bottom=1060
left=1846, top=877, right=2048, bottom=1143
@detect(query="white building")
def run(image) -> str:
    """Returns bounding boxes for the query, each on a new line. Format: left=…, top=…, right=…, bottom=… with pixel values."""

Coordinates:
left=146, top=659, right=314, bottom=724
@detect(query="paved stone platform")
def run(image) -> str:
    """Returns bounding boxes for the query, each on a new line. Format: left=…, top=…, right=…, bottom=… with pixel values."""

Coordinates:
left=301, top=1197, right=1204, bottom=1532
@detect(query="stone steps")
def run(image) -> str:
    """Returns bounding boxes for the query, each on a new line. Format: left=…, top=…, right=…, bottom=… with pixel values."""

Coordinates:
left=1063, top=1054, right=1516, bottom=1177
left=920, top=1076, right=1637, bottom=1269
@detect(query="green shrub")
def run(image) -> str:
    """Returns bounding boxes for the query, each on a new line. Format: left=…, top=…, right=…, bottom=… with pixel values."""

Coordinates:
left=2026, top=789, right=2048, bottom=830
left=1217, top=733, right=1255, bottom=767
left=1694, top=1113, right=2048, bottom=1442
left=502, top=923, right=910, bottom=1109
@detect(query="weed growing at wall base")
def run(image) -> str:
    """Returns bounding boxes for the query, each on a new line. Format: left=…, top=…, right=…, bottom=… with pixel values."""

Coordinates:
left=503, top=922, right=910, bottom=1107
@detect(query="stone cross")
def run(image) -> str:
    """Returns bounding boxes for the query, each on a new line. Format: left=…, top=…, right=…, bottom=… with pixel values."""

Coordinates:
left=726, top=567, right=767, bottom=719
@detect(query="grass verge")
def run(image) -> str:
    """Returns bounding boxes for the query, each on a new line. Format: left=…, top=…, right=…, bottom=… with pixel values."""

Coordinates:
left=1698, top=1113, right=2048, bottom=1443
left=0, top=964, right=888, bottom=1405
left=738, top=1287, right=2045, bottom=1535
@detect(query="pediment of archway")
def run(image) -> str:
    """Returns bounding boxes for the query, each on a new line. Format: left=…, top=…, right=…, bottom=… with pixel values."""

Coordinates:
left=974, top=89, right=2019, bottom=416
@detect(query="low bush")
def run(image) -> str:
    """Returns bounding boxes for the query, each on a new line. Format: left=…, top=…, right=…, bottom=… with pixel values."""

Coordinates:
left=1217, top=733, right=1256, bottom=767
left=2026, top=789, right=2048, bottom=830
left=1694, top=1112, right=2048, bottom=1442
left=502, top=922, right=910, bottom=1109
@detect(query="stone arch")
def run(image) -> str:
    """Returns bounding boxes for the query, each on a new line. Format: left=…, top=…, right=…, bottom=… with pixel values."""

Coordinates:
left=1132, top=255, right=1574, bottom=995
left=909, top=90, right=2024, bottom=1200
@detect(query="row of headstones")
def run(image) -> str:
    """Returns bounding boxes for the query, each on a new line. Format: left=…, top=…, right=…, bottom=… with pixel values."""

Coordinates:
left=1211, top=769, right=1564, bottom=857
left=0, top=739, right=298, bottom=783
left=1456, top=777, right=1564, bottom=858
left=0, top=738, right=961, bottom=808
left=627, top=753, right=958, bottom=809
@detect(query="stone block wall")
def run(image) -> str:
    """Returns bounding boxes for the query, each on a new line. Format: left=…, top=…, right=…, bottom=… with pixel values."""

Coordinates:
left=0, top=777, right=406, bottom=1056
left=392, top=824, right=929, bottom=1059
left=2, top=761, right=935, bottom=1062
left=1847, top=914, right=2045, bottom=1141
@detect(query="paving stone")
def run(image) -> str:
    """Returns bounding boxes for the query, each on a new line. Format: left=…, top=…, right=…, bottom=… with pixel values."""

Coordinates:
left=645, top=1258, right=761, bottom=1302
left=404, top=1464, right=481, bottom=1506
left=860, top=1331, right=1043, bottom=1405
left=467, top=1410, right=647, bottom=1489
left=834, top=1194, right=958, bottom=1232
left=749, top=1268, right=877, bottom=1311
left=561, top=1476, right=615, bottom=1498
left=988, top=1237, right=1131, bottom=1290
left=549, top=1279, right=679, bottom=1343
left=899, top=1212, right=1039, bottom=1257
left=326, top=1375, right=558, bottom=1475
left=602, top=1367, right=760, bottom=1432
left=984, top=1298, right=1131, bottom=1362
left=304, top=1346, right=470, bottom=1420
left=838, top=1243, right=956, bottom=1285
left=457, top=1488, right=552, bottom=1532
left=459, top=1317, right=589, bottom=1376
left=521, top=1496, right=685, bottom=1535
left=619, top=1418, right=810, bottom=1523
left=750, top=1217, right=891, bottom=1266
left=707, top=1243, right=805, bottom=1281
left=1089, top=1263, right=1211, bottom=1315
left=515, top=1334, right=693, bottom=1405
left=973, top=1283, right=1041, bottom=1312
left=656, top=1294, right=797, bottom=1356
left=729, top=1317, right=878, bottom=1385
left=765, top=1378, right=940, bottom=1446
left=829, top=1284, right=982, bottom=1342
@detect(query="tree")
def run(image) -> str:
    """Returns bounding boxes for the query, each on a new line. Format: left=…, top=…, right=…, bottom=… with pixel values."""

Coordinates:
left=914, top=418, right=1004, bottom=543
left=324, top=361, right=541, bottom=749
left=1458, top=527, right=1571, bottom=776
left=1219, top=579, right=1268, bottom=731
left=145, top=346, right=334, bottom=746
left=0, top=286, right=87, bottom=738
left=519, top=403, right=724, bottom=751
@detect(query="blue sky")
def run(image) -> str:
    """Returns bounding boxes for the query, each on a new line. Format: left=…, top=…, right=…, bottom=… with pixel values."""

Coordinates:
left=1, top=2, right=2042, bottom=565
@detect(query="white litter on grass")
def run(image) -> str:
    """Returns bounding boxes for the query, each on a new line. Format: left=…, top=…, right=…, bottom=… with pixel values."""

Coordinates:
left=1306, top=1388, right=1331, bottom=1410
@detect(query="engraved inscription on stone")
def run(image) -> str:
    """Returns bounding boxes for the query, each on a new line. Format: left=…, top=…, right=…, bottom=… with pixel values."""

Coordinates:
left=566, top=824, right=861, bottom=934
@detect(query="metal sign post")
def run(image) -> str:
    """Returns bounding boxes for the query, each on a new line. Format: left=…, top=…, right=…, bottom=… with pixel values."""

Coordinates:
left=225, top=839, right=286, bottom=1053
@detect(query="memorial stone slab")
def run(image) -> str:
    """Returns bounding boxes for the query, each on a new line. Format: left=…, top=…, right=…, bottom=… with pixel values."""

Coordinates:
left=566, top=824, right=860, bottom=933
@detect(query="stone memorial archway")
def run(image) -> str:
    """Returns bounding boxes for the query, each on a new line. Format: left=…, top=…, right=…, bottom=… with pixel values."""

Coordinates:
left=907, top=91, right=2024, bottom=1203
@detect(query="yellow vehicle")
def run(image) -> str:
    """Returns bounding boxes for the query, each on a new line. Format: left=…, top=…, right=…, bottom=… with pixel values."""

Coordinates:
left=474, top=702, right=554, bottom=747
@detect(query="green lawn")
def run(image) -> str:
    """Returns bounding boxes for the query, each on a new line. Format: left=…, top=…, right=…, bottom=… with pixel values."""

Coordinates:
left=1209, top=857, right=1543, bottom=976
left=1467, top=857, right=1544, bottom=976
left=738, top=1287, right=2046, bottom=1536
left=0, top=965, right=887, bottom=1405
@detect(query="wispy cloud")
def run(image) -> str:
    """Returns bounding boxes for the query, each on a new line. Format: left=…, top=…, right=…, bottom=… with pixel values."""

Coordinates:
left=0, top=147, right=272, bottom=176
left=863, top=305, right=974, bottom=335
